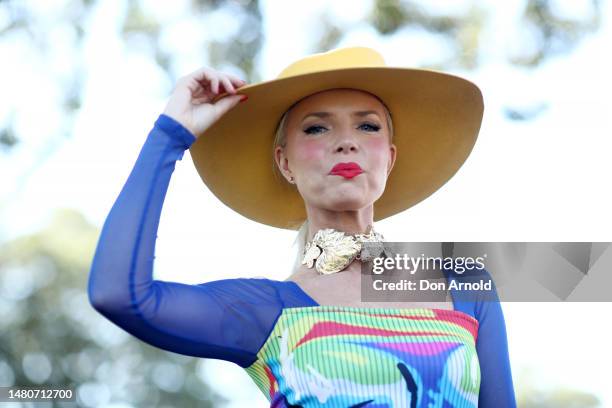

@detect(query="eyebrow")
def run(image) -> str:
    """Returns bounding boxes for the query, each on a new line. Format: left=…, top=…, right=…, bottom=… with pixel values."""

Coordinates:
left=301, top=110, right=382, bottom=122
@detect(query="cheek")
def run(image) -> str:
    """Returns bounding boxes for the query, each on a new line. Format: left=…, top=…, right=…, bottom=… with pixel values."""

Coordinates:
left=366, top=138, right=391, bottom=169
left=291, top=139, right=327, bottom=170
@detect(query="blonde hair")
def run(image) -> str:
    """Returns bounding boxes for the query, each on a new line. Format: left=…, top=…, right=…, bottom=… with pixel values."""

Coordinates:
left=271, top=90, right=394, bottom=274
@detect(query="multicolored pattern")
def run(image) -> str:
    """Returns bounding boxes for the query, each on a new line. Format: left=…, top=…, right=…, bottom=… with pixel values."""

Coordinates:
left=244, top=306, right=480, bottom=408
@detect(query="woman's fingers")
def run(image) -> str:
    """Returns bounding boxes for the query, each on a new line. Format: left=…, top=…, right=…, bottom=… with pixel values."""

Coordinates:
left=163, top=66, right=248, bottom=138
left=227, top=74, right=247, bottom=87
left=183, top=67, right=246, bottom=102
left=221, top=77, right=235, bottom=94
left=189, top=66, right=215, bottom=82
left=188, top=67, right=246, bottom=94
left=210, top=76, right=220, bottom=94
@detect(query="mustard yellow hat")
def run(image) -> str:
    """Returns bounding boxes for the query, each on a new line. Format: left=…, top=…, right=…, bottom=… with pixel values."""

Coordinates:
left=189, top=46, right=484, bottom=230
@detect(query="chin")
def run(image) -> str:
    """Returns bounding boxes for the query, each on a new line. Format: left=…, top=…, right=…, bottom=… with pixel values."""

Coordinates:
left=325, top=193, right=371, bottom=211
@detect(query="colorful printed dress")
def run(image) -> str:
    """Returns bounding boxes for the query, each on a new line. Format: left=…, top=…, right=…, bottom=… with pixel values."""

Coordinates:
left=88, top=114, right=517, bottom=407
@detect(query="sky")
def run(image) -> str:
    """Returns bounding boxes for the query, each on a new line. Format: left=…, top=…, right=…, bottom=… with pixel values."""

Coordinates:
left=1, top=0, right=611, bottom=406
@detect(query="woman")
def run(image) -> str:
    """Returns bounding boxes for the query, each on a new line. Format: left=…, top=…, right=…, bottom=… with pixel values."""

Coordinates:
left=88, top=47, right=516, bottom=407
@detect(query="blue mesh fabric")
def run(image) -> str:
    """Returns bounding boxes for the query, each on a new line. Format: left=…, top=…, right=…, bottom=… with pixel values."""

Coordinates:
left=87, top=114, right=299, bottom=367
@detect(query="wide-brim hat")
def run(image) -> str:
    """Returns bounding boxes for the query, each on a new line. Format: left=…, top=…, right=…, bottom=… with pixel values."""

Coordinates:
left=189, top=46, right=483, bottom=230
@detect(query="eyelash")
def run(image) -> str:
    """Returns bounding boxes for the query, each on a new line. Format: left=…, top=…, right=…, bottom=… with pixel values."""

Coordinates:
left=303, top=123, right=381, bottom=135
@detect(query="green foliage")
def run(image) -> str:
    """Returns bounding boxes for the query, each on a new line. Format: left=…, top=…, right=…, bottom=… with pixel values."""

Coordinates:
left=0, top=209, right=227, bottom=406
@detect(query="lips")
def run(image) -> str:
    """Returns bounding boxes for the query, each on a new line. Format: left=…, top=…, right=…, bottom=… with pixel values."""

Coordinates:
left=329, top=162, right=363, bottom=179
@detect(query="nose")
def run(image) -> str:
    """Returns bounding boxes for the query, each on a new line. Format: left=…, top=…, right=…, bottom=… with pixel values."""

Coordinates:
left=333, top=136, right=359, bottom=154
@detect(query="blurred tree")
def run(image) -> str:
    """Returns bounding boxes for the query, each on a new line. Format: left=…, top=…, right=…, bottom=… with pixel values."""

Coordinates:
left=315, top=0, right=601, bottom=70
left=512, top=0, right=602, bottom=66
left=366, top=0, right=485, bottom=69
left=0, top=0, right=264, bottom=252
left=0, top=208, right=228, bottom=407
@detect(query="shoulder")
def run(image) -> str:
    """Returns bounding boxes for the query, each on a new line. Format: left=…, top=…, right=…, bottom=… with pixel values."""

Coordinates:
left=197, top=277, right=281, bottom=298
left=447, top=266, right=502, bottom=322
left=197, top=277, right=316, bottom=309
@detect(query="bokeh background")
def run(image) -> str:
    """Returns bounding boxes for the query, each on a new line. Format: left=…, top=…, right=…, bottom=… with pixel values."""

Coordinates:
left=1, top=0, right=611, bottom=406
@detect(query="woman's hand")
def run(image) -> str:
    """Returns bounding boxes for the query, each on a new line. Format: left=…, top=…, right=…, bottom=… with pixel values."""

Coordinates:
left=162, top=67, right=247, bottom=139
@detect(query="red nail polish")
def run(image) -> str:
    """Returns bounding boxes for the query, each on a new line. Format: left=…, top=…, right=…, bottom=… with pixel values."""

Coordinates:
left=240, top=95, right=248, bottom=102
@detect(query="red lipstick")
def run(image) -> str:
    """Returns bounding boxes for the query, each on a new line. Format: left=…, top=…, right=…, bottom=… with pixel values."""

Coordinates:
left=329, top=162, right=363, bottom=179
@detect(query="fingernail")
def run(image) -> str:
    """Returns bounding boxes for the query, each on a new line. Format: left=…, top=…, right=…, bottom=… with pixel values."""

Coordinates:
left=239, top=95, right=248, bottom=102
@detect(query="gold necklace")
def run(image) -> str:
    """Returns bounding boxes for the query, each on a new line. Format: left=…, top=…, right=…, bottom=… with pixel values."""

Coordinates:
left=301, top=227, right=385, bottom=275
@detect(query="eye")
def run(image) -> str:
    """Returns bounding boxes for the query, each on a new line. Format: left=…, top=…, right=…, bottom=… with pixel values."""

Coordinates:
left=303, top=125, right=327, bottom=135
left=304, top=122, right=380, bottom=135
left=359, top=122, right=381, bottom=132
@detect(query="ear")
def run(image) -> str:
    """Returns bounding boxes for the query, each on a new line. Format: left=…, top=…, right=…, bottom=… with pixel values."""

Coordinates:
left=274, top=145, right=293, bottom=182
left=387, top=143, right=397, bottom=176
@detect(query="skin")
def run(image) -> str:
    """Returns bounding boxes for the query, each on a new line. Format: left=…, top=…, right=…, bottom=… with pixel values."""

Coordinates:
left=275, top=89, right=453, bottom=309
left=275, top=89, right=396, bottom=239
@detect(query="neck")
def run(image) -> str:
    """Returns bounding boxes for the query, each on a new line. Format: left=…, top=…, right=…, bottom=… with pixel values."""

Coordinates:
left=305, top=206, right=374, bottom=240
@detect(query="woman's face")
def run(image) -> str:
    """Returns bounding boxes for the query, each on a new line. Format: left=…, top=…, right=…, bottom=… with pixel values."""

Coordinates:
left=275, top=88, right=396, bottom=214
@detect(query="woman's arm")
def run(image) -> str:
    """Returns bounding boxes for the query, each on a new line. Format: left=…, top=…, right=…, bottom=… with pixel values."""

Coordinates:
left=475, top=270, right=517, bottom=407
left=87, top=114, right=273, bottom=367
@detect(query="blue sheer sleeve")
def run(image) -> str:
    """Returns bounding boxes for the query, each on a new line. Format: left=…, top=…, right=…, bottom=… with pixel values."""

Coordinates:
left=474, top=269, right=517, bottom=407
left=447, top=266, right=517, bottom=407
left=87, top=114, right=290, bottom=368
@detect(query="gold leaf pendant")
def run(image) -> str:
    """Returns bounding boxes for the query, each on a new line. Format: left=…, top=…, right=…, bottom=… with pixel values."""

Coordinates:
left=301, top=228, right=385, bottom=275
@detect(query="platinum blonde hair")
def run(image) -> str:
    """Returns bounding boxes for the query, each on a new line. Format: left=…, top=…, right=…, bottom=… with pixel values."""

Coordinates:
left=271, top=90, right=394, bottom=274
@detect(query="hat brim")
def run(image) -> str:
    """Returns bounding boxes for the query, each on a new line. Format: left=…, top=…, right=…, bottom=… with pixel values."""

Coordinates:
left=189, top=67, right=483, bottom=230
